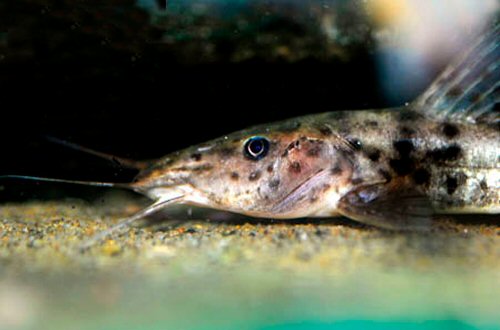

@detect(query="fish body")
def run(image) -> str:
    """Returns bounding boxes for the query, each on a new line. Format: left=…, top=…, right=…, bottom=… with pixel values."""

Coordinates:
left=129, top=25, right=499, bottom=230
left=2, top=25, right=498, bottom=237
left=131, top=105, right=498, bottom=229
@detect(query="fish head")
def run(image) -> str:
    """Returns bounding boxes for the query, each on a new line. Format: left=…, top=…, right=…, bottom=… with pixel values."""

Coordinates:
left=132, top=120, right=355, bottom=218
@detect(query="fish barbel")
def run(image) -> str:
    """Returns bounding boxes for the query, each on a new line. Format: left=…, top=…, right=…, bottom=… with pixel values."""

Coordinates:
left=2, top=25, right=499, bottom=243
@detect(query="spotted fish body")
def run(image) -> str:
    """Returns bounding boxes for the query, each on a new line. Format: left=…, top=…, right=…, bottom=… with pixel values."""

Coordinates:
left=3, top=26, right=498, bottom=236
left=130, top=106, right=497, bottom=228
left=128, top=25, right=499, bottom=230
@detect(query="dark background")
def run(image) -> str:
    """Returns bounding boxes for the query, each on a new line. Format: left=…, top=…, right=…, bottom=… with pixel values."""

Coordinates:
left=0, top=0, right=473, bottom=201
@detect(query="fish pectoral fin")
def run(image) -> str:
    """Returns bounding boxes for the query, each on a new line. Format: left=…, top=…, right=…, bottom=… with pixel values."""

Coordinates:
left=337, top=184, right=433, bottom=231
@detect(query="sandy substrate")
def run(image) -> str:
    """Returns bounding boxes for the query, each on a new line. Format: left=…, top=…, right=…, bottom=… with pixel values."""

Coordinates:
left=0, top=192, right=499, bottom=330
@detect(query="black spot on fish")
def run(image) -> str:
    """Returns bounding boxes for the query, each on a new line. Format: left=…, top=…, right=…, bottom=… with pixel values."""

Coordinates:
left=269, top=179, right=280, bottom=190
left=190, top=153, right=202, bottom=161
left=230, top=172, right=239, bottom=180
left=441, top=123, right=459, bottom=138
left=316, top=124, right=333, bottom=136
left=378, top=169, right=392, bottom=182
left=446, top=172, right=467, bottom=195
left=267, top=164, right=274, bottom=173
left=367, top=149, right=381, bottom=162
left=389, top=139, right=416, bottom=176
left=400, top=126, right=415, bottom=137
left=398, top=110, right=420, bottom=121
left=249, top=170, right=261, bottom=181
left=330, top=164, right=343, bottom=175
left=394, top=139, right=414, bottom=156
left=389, top=159, right=414, bottom=176
left=446, top=176, right=458, bottom=195
left=413, top=168, right=430, bottom=185
left=289, top=161, right=302, bottom=173
left=427, top=144, right=462, bottom=162
left=480, top=180, right=488, bottom=190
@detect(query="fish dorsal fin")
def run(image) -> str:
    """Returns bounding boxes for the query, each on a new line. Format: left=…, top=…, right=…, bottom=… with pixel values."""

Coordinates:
left=414, top=24, right=499, bottom=126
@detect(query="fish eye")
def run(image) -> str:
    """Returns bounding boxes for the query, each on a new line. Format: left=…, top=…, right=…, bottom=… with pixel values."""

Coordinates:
left=244, top=136, right=270, bottom=160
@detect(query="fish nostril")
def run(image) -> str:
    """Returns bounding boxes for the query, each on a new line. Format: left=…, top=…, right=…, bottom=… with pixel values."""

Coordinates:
left=190, top=153, right=203, bottom=161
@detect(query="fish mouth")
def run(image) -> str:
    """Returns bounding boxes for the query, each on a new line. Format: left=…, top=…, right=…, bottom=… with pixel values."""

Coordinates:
left=270, top=169, right=330, bottom=216
left=134, top=183, right=189, bottom=202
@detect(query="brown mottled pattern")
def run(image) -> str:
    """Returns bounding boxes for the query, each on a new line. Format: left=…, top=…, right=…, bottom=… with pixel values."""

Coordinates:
left=132, top=106, right=498, bottom=218
left=318, top=108, right=499, bottom=213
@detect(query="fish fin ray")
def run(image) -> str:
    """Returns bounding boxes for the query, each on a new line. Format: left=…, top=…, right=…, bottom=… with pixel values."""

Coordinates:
left=0, top=174, right=132, bottom=190
left=414, top=24, right=499, bottom=126
left=45, top=135, right=151, bottom=170
left=338, top=184, right=433, bottom=231
left=79, top=195, right=184, bottom=251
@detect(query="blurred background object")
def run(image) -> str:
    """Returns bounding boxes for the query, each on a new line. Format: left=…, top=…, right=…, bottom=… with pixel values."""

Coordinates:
left=366, top=0, right=498, bottom=102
